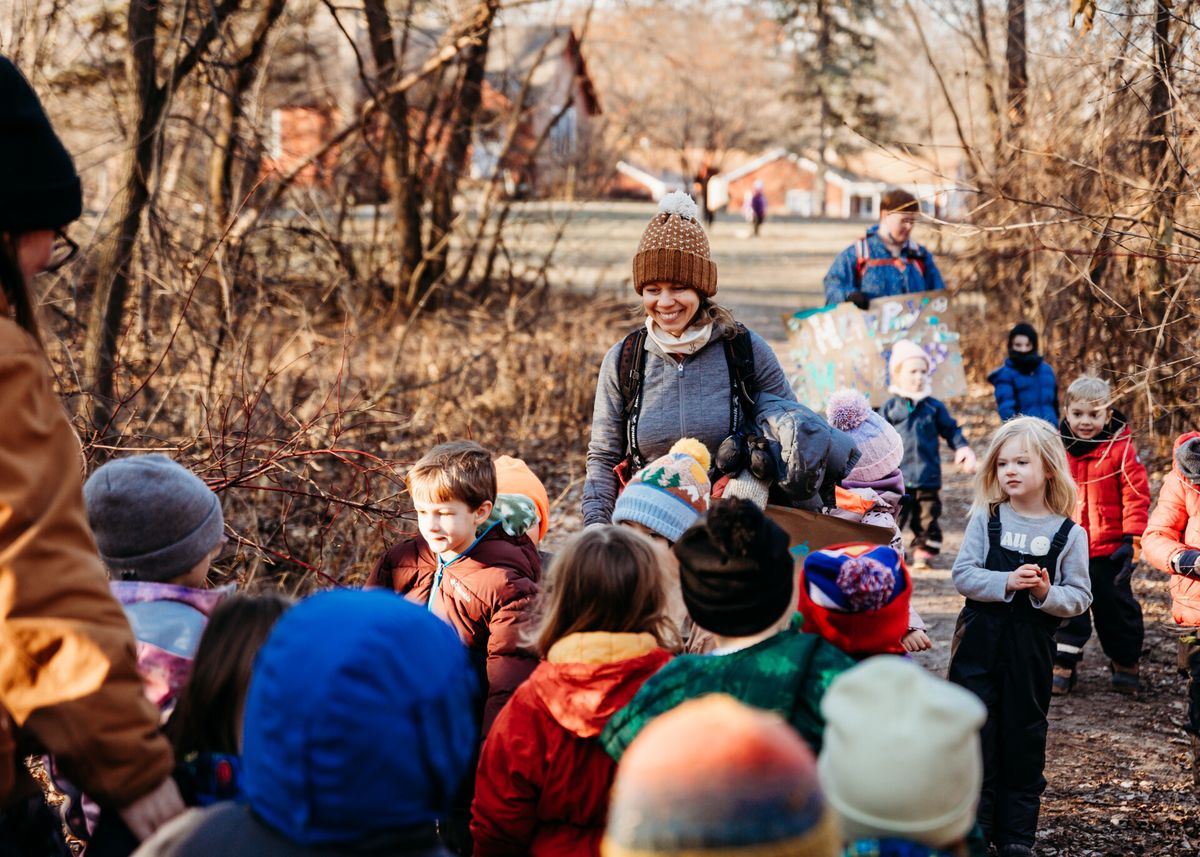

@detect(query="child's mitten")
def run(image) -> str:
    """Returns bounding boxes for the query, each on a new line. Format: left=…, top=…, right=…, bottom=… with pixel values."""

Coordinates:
left=1111, top=536, right=1135, bottom=587
left=1172, top=549, right=1200, bottom=578
left=715, top=433, right=748, bottom=475
left=746, top=434, right=778, bottom=481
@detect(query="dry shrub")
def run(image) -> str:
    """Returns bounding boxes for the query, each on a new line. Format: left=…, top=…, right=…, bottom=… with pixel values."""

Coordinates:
left=43, top=287, right=628, bottom=593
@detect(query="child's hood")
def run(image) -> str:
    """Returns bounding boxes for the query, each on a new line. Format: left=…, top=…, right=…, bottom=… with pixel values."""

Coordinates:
left=494, top=455, right=550, bottom=543
left=1173, top=431, right=1200, bottom=489
left=527, top=633, right=669, bottom=738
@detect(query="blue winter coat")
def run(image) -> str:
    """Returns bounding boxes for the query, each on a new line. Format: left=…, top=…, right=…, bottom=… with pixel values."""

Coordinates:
left=823, top=225, right=946, bottom=305
left=986, top=358, right=1058, bottom=424
left=878, top=395, right=968, bottom=491
left=241, top=591, right=478, bottom=847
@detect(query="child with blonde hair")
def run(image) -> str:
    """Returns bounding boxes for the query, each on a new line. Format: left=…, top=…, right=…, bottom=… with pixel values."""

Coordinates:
left=947, top=417, right=1091, bottom=857
left=1053, top=375, right=1149, bottom=695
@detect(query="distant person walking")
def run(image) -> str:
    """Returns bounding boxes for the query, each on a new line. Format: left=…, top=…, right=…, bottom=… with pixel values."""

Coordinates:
left=823, top=188, right=945, bottom=308
left=750, top=180, right=767, bottom=237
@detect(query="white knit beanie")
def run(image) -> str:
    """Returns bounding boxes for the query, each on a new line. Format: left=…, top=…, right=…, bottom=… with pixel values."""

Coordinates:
left=887, top=339, right=930, bottom=382
left=817, top=656, right=986, bottom=849
left=825, top=390, right=904, bottom=482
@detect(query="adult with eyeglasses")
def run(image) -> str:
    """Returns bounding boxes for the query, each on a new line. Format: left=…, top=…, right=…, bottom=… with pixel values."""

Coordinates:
left=822, top=189, right=946, bottom=309
left=0, top=56, right=184, bottom=852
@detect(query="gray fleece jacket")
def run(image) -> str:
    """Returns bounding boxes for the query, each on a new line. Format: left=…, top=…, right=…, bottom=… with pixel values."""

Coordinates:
left=582, top=325, right=795, bottom=525
left=952, top=504, right=1092, bottom=619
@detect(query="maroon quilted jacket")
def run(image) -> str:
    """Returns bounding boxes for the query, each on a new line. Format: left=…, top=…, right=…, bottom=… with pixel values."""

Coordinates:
left=368, top=526, right=541, bottom=734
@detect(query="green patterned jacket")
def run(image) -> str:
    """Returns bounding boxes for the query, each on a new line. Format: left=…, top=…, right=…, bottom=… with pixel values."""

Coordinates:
left=600, top=614, right=855, bottom=760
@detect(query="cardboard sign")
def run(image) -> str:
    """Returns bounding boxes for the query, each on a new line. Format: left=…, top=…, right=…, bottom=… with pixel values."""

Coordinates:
left=765, top=504, right=894, bottom=565
left=784, top=289, right=966, bottom=407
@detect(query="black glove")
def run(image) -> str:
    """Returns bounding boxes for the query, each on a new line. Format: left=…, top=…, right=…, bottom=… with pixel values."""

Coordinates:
left=715, top=432, right=748, bottom=476
left=1111, top=536, right=1135, bottom=587
left=746, top=434, right=777, bottom=481
left=1173, top=549, right=1200, bottom=578
left=846, top=290, right=871, bottom=310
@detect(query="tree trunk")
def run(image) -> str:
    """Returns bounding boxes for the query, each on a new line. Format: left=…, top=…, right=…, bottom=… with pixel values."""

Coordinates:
left=813, top=0, right=831, bottom=217
left=209, top=0, right=286, bottom=229
left=363, top=0, right=424, bottom=308
left=1004, top=0, right=1027, bottom=131
left=82, top=0, right=165, bottom=438
left=426, top=0, right=499, bottom=300
left=1143, top=0, right=1175, bottom=327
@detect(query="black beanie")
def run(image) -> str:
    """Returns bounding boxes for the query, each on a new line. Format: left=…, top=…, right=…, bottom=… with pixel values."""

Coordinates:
left=673, top=499, right=795, bottom=637
left=1007, top=322, right=1039, bottom=353
left=0, top=56, right=82, bottom=232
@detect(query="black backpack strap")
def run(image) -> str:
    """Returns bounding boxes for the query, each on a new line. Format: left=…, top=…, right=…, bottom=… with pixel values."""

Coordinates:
left=987, top=509, right=1003, bottom=550
left=722, top=324, right=758, bottom=436
left=1040, top=519, right=1078, bottom=585
left=616, top=328, right=649, bottom=469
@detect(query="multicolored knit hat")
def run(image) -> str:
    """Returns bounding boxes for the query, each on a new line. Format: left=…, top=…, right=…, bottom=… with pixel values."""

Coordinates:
left=603, top=695, right=840, bottom=857
left=798, top=544, right=910, bottom=657
left=633, top=192, right=718, bottom=297
left=825, top=389, right=904, bottom=483
left=819, top=657, right=986, bottom=849
left=613, top=438, right=711, bottom=544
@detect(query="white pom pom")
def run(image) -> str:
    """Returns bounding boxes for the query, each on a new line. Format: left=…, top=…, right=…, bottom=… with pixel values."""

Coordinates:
left=658, top=191, right=699, bottom=221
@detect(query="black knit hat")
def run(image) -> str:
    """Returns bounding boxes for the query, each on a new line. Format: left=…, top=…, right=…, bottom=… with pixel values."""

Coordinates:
left=673, top=499, right=795, bottom=637
left=1007, top=322, right=1039, bottom=353
left=0, top=56, right=82, bottom=232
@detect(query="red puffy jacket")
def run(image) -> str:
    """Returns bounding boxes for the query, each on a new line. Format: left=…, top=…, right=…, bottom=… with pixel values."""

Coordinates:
left=368, top=525, right=540, bottom=735
left=1065, top=421, right=1150, bottom=558
left=471, top=633, right=671, bottom=857
left=1143, top=431, right=1200, bottom=627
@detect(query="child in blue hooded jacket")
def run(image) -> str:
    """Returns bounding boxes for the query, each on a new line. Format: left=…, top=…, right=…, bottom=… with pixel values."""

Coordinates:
left=987, top=323, right=1058, bottom=425
left=878, top=340, right=977, bottom=569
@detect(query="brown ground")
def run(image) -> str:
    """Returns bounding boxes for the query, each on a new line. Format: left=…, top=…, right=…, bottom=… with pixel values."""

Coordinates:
left=531, top=203, right=1195, bottom=854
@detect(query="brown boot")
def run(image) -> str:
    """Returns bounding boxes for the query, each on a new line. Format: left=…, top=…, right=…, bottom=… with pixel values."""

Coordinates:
left=1110, top=661, right=1140, bottom=695
left=1051, top=665, right=1075, bottom=696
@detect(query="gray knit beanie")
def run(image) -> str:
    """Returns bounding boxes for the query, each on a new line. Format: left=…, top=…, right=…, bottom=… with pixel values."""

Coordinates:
left=84, top=454, right=224, bottom=582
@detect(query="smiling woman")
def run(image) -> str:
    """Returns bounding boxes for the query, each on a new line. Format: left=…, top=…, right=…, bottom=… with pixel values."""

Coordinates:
left=582, top=192, right=796, bottom=526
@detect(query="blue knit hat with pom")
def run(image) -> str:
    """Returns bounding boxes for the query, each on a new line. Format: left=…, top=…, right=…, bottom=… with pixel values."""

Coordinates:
left=613, top=438, right=712, bottom=543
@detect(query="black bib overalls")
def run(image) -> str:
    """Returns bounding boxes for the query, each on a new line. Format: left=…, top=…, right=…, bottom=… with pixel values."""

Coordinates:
left=947, top=512, right=1075, bottom=849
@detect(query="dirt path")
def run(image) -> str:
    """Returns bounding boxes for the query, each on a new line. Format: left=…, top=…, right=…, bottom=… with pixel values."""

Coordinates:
left=535, top=201, right=1195, bottom=854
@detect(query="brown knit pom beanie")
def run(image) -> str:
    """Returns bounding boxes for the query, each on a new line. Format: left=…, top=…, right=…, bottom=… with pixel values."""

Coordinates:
left=633, top=191, right=718, bottom=297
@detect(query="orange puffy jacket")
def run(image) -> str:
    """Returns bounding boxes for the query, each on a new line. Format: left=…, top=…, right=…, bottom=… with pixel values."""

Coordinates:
left=1142, top=431, right=1200, bottom=627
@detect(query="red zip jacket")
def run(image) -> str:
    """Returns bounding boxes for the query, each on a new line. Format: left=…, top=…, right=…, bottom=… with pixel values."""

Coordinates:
left=471, top=633, right=671, bottom=857
left=1064, top=419, right=1150, bottom=558
left=368, top=526, right=540, bottom=735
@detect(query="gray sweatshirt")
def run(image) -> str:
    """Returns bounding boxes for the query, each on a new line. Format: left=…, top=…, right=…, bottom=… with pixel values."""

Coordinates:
left=952, top=504, right=1092, bottom=619
left=582, top=326, right=795, bottom=525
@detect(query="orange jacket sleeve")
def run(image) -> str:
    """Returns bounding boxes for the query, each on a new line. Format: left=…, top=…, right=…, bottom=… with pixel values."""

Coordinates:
left=0, top=321, right=172, bottom=808
left=1119, top=441, right=1151, bottom=539
left=1142, top=470, right=1190, bottom=574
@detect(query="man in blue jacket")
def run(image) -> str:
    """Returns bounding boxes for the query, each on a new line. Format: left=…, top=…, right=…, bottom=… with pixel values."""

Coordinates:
left=824, top=189, right=945, bottom=308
